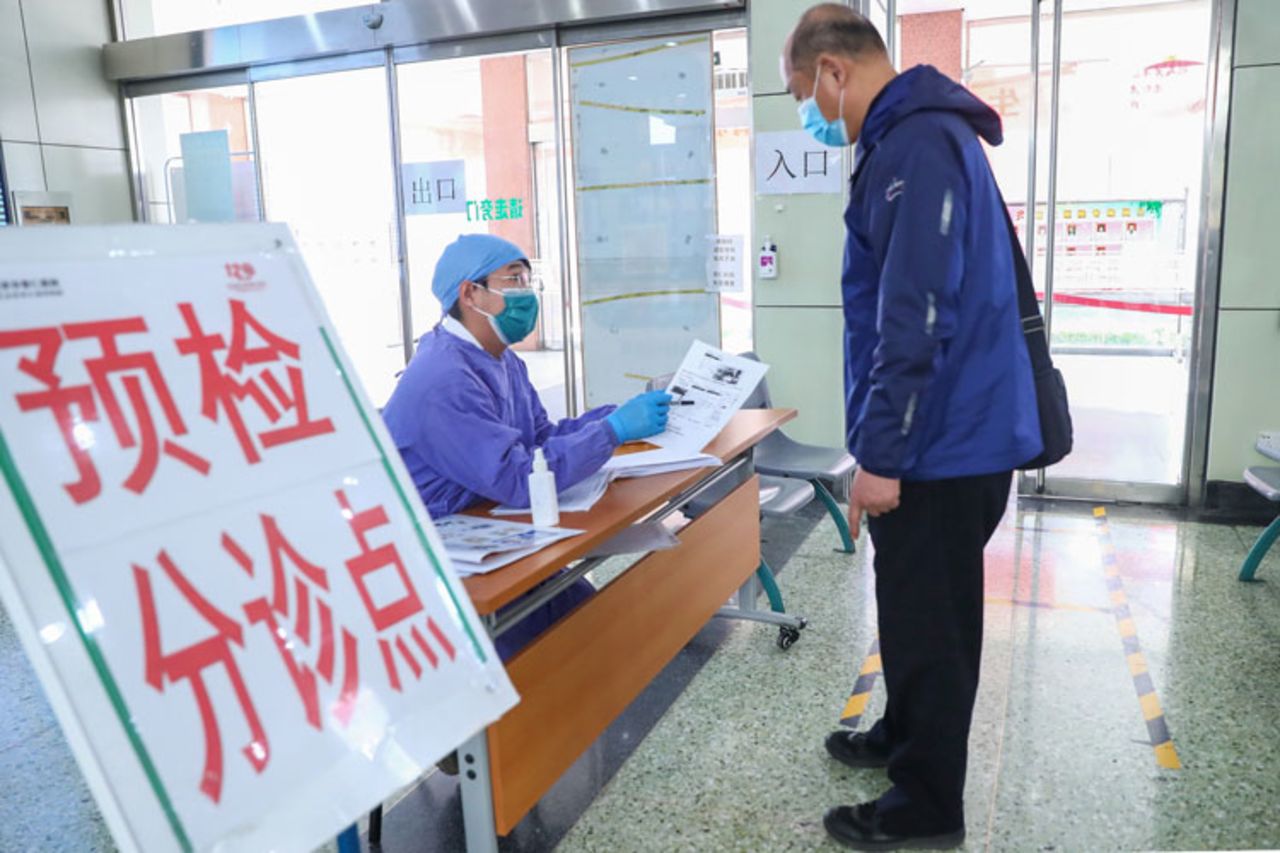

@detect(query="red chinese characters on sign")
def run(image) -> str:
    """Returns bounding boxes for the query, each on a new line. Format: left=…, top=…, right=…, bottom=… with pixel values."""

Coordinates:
left=232, top=515, right=360, bottom=732
left=0, top=320, right=210, bottom=504
left=338, top=489, right=457, bottom=691
left=176, top=299, right=335, bottom=465
left=134, top=550, right=269, bottom=804
left=0, top=299, right=335, bottom=505
left=133, top=491, right=459, bottom=803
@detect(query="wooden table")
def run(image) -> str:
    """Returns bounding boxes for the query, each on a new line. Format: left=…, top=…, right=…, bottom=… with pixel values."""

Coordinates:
left=455, top=409, right=796, bottom=851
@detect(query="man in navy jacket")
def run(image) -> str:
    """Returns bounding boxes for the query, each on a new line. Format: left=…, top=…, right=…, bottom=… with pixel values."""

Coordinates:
left=783, top=5, right=1042, bottom=849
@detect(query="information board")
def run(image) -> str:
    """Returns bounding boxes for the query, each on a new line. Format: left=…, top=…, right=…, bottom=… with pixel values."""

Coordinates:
left=569, top=35, right=721, bottom=405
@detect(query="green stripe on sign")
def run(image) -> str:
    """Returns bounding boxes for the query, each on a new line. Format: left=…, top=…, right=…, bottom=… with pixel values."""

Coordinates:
left=0, top=428, right=192, bottom=852
left=317, top=327, right=488, bottom=664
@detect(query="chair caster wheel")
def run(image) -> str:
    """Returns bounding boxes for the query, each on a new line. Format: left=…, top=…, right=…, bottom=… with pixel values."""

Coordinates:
left=777, top=626, right=801, bottom=650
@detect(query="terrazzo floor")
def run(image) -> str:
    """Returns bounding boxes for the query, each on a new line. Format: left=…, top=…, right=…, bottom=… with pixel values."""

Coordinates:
left=557, top=500, right=1280, bottom=852
left=2, top=499, right=1278, bottom=852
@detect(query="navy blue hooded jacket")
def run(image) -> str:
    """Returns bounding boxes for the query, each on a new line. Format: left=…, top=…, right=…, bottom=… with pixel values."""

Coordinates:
left=842, top=65, right=1042, bottom=481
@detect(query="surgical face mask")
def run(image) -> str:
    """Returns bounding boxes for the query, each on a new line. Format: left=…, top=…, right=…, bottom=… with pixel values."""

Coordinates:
left=798, top=67, right=850, bottom=147
left=476, top=283, right=539, bottom=346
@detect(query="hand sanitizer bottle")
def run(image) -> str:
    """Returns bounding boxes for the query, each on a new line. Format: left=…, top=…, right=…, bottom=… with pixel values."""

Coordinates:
left=529, top=448, right=560, bottom=528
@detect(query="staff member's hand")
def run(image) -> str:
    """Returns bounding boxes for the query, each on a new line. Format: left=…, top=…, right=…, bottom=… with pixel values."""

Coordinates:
left=848, top=468, right=901, bottom=533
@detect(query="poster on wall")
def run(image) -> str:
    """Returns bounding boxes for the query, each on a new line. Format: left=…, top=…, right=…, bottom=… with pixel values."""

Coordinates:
left=13, top=190, right=74, bottom=225
left=0, top=224, right=517, bottom=853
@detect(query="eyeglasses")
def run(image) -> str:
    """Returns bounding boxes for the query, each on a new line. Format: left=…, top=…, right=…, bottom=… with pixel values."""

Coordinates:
left=477, top=272, right=533, bottom=291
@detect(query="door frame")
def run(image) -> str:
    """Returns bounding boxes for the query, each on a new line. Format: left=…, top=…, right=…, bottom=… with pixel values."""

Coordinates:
left=1015, top=0, right=1230, bottom=507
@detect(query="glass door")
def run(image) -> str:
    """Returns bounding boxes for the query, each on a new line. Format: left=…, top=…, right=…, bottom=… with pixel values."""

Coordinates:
left=896, top=0, right=1212, bottom=503
left=252, top=66, right=405, bottom=408
left=129, top=85, right=261, bottom=225
left=564, top=33, right=722, bottom=408
left=1028, top=0, right=1211, bottom=500
left=393, top=50, right=571, bottom=418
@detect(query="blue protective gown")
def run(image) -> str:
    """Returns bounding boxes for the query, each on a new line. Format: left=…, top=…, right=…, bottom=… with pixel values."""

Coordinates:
left=381, top=318, right=618, bottom=660
left=382, top=318, right=619, bottom=518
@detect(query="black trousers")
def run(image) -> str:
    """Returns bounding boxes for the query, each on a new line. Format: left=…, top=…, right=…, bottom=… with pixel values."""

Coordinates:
left=863, top=471, right=1012, bottom=834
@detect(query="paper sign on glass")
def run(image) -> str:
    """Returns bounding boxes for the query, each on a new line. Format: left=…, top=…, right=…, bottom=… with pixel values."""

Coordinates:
left=0, top=224, right=517, bottom=853
left=705, top=234, right=744, bottom=293
left=402, top=160, right=468, bottom=216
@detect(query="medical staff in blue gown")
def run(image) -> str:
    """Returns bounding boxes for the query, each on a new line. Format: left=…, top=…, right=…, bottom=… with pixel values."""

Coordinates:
left=382, top=233, right=671, bottom=661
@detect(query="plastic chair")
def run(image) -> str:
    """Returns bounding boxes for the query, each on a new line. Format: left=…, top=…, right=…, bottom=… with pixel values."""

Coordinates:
left=737, top=353, right=858, bottom=554
left=1240, top=436, right=1280, bottom=581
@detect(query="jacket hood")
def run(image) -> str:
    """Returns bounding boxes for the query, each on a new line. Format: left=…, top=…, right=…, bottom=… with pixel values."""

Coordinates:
left=858, top=65, right=1003, bottom=152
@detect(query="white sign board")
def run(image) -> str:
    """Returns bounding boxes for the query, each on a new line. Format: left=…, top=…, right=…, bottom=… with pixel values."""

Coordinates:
left=754, top=131, right=844, bottom=196
left=704, top=234, right=744, bottom=293
left=402, top=160, right=468, bottom=216
left=0, top=224, right=517, bottom=853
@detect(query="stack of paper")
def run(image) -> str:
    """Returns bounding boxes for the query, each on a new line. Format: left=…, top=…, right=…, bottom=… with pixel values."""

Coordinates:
left=434, top=515, right=583, bottom=577
left=491, top=470, right=612, bottom=516
left=603, top=447, right=722, bottom=479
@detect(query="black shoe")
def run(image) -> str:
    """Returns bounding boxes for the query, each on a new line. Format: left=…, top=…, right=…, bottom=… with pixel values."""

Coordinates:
left=824, top=802, right=965, bottom=851
left=825, top=729, right=890, bottom=769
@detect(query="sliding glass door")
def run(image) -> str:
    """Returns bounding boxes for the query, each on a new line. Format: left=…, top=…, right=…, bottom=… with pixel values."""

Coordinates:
left=895, top=0, right=1212, bottom=502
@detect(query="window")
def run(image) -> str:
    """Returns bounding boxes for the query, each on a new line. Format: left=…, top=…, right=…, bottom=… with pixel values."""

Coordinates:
left=118, top=0, right=376, bottom=40
left=130, top=86, right=259, bottom=224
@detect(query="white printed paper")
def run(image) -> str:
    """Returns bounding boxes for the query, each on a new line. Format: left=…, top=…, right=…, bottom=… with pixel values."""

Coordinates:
left=402, top=160, right=468, bottom=216
left=652, top=341, right=769, bottom=454
left=586, top=520, right=681, bottom=558
left=602, top=448, right=721, bottom=479
left=705, top=234, right=744, bottom=293
left=434, top=515, right=582, bottom=564
left=491, top=470, right=612, bottom=516
left=755, top=131, right=844, bottom=196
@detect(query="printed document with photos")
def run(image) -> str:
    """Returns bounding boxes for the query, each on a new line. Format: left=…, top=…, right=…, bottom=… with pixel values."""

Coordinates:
left=653, top=341, right=769, bottom=454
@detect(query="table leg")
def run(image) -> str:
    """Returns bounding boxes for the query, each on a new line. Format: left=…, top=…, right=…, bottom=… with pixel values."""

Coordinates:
left=736, top=570, right=760, bottom=612
left=460, top=730, right=499, bottom=853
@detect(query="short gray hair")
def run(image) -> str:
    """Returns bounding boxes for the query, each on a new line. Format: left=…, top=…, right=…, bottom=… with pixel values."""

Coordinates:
left=789, top=4, right=887, bottom=71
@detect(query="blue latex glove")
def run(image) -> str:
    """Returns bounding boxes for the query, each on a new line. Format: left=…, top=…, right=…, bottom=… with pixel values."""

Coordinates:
left=606, top=391, right=673, bottom=443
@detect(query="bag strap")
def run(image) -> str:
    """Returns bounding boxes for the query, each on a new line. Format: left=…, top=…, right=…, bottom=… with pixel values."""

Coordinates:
left=998, top=201, right=1054, bottom=373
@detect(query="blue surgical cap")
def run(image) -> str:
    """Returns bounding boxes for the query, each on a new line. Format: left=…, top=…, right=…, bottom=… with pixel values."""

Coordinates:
left=431, top=234, right=528, bottom=311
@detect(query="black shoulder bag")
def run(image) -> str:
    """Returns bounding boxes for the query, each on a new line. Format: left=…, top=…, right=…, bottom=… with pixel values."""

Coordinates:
left=1001, top=204, right=1074, bottom=470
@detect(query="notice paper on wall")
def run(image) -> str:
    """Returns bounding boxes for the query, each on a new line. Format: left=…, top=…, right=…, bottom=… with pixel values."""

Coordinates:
left=705, top=234, right=744, bottom=293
